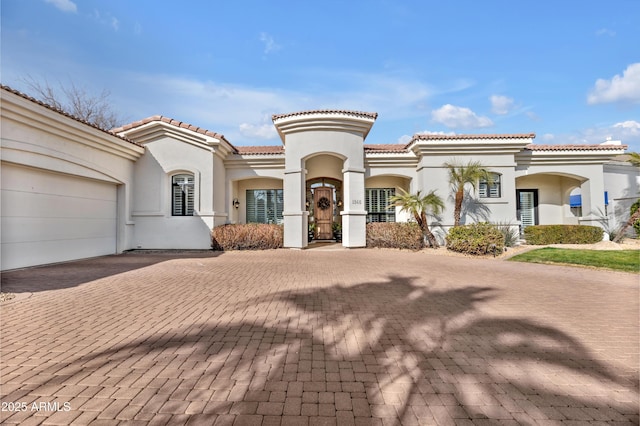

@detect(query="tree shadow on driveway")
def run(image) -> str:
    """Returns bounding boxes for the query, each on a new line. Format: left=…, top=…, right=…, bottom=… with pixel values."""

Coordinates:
left=1, top=273, right=638, bottom=424
left=0, top=251, right=221, bottom=294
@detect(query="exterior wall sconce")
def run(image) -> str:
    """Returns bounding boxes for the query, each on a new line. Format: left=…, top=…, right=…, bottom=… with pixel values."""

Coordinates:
left=337, top=199, right=343, bottom=207
left=233, top=198, right=240, bottom=209
left=305, top=200, right=310, bottom=208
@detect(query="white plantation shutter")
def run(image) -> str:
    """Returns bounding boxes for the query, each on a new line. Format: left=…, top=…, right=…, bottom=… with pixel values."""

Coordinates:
left=519, top=191, right=535, bottom=229
left=172, top=174, right=194, bottom=216
left=246, top=189, right=283, bottom=224
left=365, top=188, right=395, bottom=222
left=479, top=173, right=501, bottom=198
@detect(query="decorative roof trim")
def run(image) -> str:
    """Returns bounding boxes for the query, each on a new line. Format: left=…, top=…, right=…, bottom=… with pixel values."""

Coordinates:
left=113, top=115, right=232, bottom=146
left=272, top=109, right=378, bottom=121
left=234, top=145, right=284, bottom=155
left=525, top=144, right=628, bottom=151
left=1, top=84, right=140, bottom=147
left=411, top=133, right=536, bottom=143
left=364, top=144, right=409, bottom=153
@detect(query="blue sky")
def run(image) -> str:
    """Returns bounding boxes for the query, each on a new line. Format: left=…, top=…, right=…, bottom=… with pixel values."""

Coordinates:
left=2, top=0, right=639, bottom=150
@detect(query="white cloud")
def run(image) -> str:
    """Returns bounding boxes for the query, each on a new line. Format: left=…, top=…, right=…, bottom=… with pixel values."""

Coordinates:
left=490, top=95, right=514, bottom=115
left=596, top=28, right=616, bottom=37
left=396, top=135, right=412, bottom=145
left=541, top=133, right=555, bottom=141
left=431, top=104, right=493, bottom=129
left=526, top=111, right=540, bottom=121
left=259, top=32, right=281, bottom=55
left=396, top=130, right=456, bottom=144
left=613, top=120, right=640, bottom=132
left=91, top=9, right=120, bottom=32
left=134, top=22, right=142, bottom=35
left=44, top=0, right=77, bottom=13
left=239, top=122, right=278, bottom=139
left=557, top=120, right=640, bottom=152
left=587, top=63, right=640, bottom=105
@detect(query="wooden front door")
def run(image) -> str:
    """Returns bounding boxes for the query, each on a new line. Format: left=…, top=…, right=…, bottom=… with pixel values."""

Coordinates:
left=314, top=187, right=333, bottom=240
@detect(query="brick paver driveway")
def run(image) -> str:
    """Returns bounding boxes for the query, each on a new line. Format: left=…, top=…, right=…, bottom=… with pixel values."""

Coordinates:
left=1, top=249, right=638, bottom=425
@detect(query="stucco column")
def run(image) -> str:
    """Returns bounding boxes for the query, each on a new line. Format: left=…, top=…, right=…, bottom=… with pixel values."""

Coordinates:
left=283, top=167, right=308, bottom=248
left=342, top=167, right=367, bottom=247
left=579, top=171, right=606, bottom=234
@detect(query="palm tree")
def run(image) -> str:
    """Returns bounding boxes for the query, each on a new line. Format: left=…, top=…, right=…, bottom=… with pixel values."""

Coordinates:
left=444, top=160, right=492, bottom=227
left=612, top=153, right=640, bottom=243
left=628, top=152, right=640, bottom=167
left=388, top=189, right=445, bottom=248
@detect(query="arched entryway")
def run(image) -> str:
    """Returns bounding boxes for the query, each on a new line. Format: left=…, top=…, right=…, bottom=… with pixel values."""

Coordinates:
left=272, top=110, right=377, bottom=248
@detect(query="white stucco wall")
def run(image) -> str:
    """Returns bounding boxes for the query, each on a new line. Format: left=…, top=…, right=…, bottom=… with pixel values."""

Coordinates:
left=516, top=174, right=584, bottom=225
left=364, top=175, right=412, bottom=222
left=131, top=136, right=218, bottom=249
left=278, top=121, right=372, bottom=248
left=416, top=151, right=524, bottom=231
left=604, top=161, right=640, bottom=233
left=1, top=88, right=143, bottom=270
left=235, top=177, right=284, bottom=224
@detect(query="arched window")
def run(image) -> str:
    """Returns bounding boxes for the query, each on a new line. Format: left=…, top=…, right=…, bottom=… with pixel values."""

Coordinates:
left=172, top=174, right=194, bottom=216
left=479, top=173, right=501, bottom=198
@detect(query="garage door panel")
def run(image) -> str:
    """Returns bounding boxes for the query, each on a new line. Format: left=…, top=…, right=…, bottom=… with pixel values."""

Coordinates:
left=1, top=217, right=117, bottom=243
left=2, top=189, right=117, bottom=219
left=1, top=163, right=118, bottom=270
left=3, top=163, right=116, bottom=199
left=1, top=238, right=116, bottom=271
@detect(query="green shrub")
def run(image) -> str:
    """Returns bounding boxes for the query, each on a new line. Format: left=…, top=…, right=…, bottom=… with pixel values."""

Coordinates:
left=523, top=225, right=603, bottom=245
left=631, top=199, right=640, bottom=235
left=366, top=222, right=424, bottom=250
left=446, top=223, right=505, bottom=255
left=212, top=223, right=283, bottom=250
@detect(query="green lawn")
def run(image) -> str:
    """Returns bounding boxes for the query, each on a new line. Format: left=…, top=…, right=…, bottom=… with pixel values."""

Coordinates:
left=508, top=248, right=640, bottom=273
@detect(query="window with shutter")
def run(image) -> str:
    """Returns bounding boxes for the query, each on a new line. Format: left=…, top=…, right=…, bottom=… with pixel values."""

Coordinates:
left=172, top=174, right=195, bottom=216
left=246, top=189, right=284, bottom=224
left=479, top=173, right=501, bottom=198
left=365, top=188, right=396, bottom=223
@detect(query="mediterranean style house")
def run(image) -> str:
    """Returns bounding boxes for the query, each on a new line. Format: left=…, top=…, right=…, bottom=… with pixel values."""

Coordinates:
left=1, top=85, right=637, bottom=270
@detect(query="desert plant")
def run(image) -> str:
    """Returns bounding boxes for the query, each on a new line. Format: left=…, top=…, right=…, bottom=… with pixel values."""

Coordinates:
left=631, top=199, right=640, bottom=235
left=524, top=225, right=603, bottom=245
left=613, top=200, right=640, bottom=243
left=444, top=160, right=492, bottom=227
left=493, top=221, right=520, bottom=247
left=212, top=223, right=283, bottom=250
left=446, top=222, right=505, bottom=255
left=366, top=222, right=424, bottom=250
left=388, top=189, right=444, bottom=248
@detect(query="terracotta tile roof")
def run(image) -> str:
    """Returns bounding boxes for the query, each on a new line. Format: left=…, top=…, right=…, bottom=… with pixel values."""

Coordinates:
left=272, top=109, right=378, bottom=121
left=525, top=144, right=628, bottom=151
left=1, top=84, right=140, bottom=147
left=234, top=145, right=284, bottom=155
left=364, top=144, right=408, bottom=153
left=112, top=115, right=232, bottom=145
left=412, top=133, right=536, bottom=141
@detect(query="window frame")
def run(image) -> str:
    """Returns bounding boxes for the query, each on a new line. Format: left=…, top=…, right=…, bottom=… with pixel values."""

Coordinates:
left=246, top=189, right=284, bottom=224
left=478, top=173, right=501, bottom=199
left=365, top=188, right=396, bottom=223
left=171, top=173, right=195, bottom=216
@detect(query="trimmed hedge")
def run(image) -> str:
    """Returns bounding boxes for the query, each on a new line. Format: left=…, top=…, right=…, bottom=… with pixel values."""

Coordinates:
left=446, top=223, right=505, bottom=255
left=212, top=223, right=283, bottom=250
left=366, top=222, right=424, bottom=250
left=523, top=225, right=603, bottom=245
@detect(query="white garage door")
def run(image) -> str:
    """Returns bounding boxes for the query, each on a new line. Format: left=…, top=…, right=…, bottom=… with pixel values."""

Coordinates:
left=1, top=163, right=117, bottom=270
